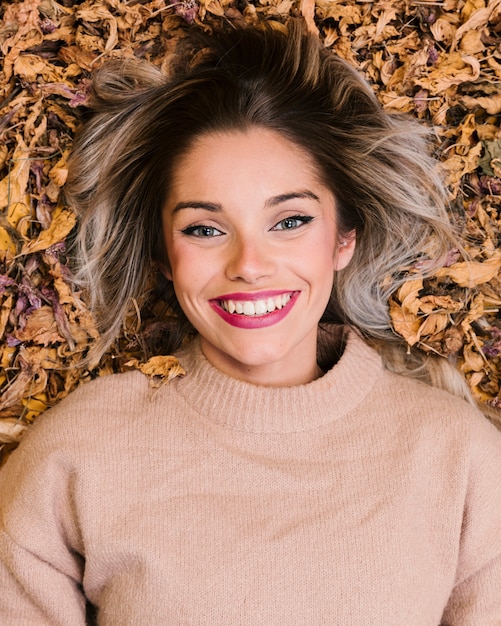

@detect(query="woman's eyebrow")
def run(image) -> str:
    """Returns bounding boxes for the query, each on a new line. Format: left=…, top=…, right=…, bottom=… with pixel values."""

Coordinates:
left=172, top=191, right=320, bottom=214
left=265, top=190, right=320, bottom=208
left=171, top=201, right=223, bottom=213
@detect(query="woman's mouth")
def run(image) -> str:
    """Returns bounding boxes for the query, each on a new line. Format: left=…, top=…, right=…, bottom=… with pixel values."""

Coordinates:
left=209, top=291, right=299, bottom=328
left=219, top=293, right=292, bottom=316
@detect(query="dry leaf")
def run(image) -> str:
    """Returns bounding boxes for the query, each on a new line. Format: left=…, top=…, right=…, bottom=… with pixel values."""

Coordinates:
left=434, top=251, right=501, bottom=287
left=125, top=355, right=186, bottom=388
left=21, top=206, right=77, bottom=255
left=0, top=137, right=31, bottom=219
left=300, top=0, right=319, bottom=36
left=452, top=0, right=501, bottom=50
left=0, top=418, right=27, bottom=444
left=461, top=94, right=501, bottom=115
left=389, top=299, right=421, bottom=346
left=13, top=306, right=63, bottom=346
left=2, top=0, right=501, bottom=456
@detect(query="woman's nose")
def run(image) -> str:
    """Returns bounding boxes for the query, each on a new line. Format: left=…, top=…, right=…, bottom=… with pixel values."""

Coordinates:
left=225, top=236, right=276, bottom=283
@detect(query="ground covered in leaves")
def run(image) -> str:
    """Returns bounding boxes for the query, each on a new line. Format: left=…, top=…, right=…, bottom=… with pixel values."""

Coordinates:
left=0, top=0, right=500, bottom=462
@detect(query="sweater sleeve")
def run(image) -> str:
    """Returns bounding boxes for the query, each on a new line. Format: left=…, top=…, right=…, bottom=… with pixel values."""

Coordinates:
left=441, top=415, right=501, bottom=625
left=0, top=417, right=88, bottom=626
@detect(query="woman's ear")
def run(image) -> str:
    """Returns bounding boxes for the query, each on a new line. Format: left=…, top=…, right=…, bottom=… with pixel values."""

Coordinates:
left=334, top=230, right=356, bottom=271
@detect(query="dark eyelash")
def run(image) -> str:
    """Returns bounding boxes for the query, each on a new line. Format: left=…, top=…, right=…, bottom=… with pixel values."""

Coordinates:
left=180, top=225, right=223, bottom=237
left=180, top=226, right=201, bottom=235
left=276, top=215, right=315, bottom=228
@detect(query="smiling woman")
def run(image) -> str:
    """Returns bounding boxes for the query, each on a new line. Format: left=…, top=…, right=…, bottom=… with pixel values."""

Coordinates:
left=0, top=18, right=501, bottom=626
left=161, top=128, right=352, bottom=386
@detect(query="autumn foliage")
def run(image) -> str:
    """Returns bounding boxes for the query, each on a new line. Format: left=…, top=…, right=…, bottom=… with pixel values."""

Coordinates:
left=0, top=0, right=500, bottom=462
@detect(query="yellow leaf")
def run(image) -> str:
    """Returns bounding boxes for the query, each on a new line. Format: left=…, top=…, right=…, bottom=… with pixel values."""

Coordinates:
left=389, top=299, right=421, bottom=346
left=460, top=293, right=486, bottom=331
left=453, top=0, right=497, bottom=50
left=459, top=28, right=485, bottom=54
left=460, top=343, right=486, bottom=373
left=430, top=17, right=456, bottom=44
left=125, top=355, right=185, bottom=388
left=417, top=312, right=449, bottom=340
left=0, top=346, right=16, bottom=370
left=22, top=393, right=49, bottom=422
left=461, top=0, right=486, bottom=20
left=397, top=278, right=424, bottom=315
left=0, top=227, right=17, bottom=259
left=461, top=93, right=501, bottom=114
left=21, top=205, right=77, bottom=255
left=417, top=54, right=481, bottom=93
left=440, top=141, right=483, bottom=186
left=418, top=295, right=464, bottom=315
left=13, top=54, right=48, bottom=82
left=0, top=294, right=13, bottom=340
left=7, top=201, right=31, bottom=229
left=0, top=136, right=31, bottom=217
left=49, top=151, right=70, bottom=188
left=14, top=306, right=64, bottom=346
left=434, top=251, right=501, bottom=287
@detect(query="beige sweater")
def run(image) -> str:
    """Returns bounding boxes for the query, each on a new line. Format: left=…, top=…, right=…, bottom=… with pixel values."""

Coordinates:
left=1, top=329, right=501, bottom=625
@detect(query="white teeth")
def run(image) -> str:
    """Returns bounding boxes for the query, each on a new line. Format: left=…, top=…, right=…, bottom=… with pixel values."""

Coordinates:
left=255, top=300, right=268, bottom=315
left=220, top=293, right=292, bottom=316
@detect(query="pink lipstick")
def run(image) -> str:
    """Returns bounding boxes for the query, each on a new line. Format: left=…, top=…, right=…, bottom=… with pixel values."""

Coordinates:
left=209, top=291, right=300, bottom=329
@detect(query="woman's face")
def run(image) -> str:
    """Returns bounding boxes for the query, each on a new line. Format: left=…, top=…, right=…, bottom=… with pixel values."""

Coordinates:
left=162, top=127, right=355, bottom=386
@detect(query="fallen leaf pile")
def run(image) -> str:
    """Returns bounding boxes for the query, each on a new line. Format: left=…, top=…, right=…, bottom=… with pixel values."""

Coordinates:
left=0, top=0, right=500, bottom=463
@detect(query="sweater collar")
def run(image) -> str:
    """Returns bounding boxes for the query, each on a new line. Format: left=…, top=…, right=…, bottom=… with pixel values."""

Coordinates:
left=173, top=327, right=383, bottom=433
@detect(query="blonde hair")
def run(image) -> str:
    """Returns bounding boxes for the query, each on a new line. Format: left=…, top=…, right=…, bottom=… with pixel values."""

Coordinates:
left=65, top=20, right=474, bottom=404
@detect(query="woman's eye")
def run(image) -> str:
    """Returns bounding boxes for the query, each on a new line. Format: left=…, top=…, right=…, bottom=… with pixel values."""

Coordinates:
left=181, top=225, right=224, bottom=237
left=272, top=215, right=314, bottom=231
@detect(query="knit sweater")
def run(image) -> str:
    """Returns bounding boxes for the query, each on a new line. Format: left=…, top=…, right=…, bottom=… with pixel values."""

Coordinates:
left=1, top=329, right=501, bottom=625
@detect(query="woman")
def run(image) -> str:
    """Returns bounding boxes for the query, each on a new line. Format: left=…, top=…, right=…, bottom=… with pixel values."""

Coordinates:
left=0, top=20, right=500, bottom=624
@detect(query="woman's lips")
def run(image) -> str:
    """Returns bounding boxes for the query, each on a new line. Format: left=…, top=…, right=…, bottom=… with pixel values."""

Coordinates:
left=209, top=291, right=300, bottom=329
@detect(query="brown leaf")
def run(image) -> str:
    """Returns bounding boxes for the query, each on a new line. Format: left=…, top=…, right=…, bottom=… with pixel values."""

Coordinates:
left=125, top=355, right=186, bottom=388
left=0, top=349, right=48, bottom=412
left=0, top=136, right=31, bottom=221
left=0, top=294, right=13, bottom=341
left=389, top=299, right=421, bottom=346
left=416, top=312, right=450, bottom=340
left=300, top=0, right=319, bottom=36
left=13, top=54, right=47, bottom=82
left=444, top=327, right=465, bottom=354
left=461, top=342, right=487, bottom=373
left=462, top=93, right=501, bottom=114
left=418, top=295, right=464, bottom=315
left=13, top=306, right=63, bottom=346
left=452, top=0, right=500, bottom=50
left=434, top=251, right=501, bottom=287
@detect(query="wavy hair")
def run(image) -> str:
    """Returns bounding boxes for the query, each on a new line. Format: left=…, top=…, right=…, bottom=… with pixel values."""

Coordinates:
left=65, top=20, right=473, bottom=403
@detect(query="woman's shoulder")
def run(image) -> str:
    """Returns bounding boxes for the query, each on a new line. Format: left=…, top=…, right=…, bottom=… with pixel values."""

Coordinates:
left=10, top=369, right=178, bottom=460
left=342, top=329, right=495, bottom=431
left=377, top=362, right=501, bottom=449
left=44, top=368, right=154, bottom=420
